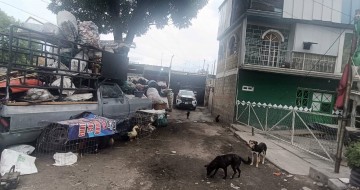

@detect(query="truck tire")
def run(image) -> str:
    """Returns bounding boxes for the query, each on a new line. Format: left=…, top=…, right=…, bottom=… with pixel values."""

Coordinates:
left=37, top=124, right=68, bottom=152
left=351, top=167, right=360, bottom=188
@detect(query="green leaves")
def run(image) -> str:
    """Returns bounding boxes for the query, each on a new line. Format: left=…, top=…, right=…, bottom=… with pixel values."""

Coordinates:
left=0, top=9, right=17, bottom=32
left=47, top=0, right=208, bottom=44
left=345, top=142, right=360, bottom=169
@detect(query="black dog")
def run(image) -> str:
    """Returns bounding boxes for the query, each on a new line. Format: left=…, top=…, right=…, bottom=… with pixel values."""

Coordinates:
left=204, top=154, right=251, bottom=179
left=186, top=111, right=190, bottom=119
left=215, top=115, right=220, bottom=122
left=248, top=140, right=267, bottom=167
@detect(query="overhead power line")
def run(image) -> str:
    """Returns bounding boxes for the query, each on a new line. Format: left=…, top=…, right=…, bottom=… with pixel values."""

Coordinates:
left=0, top=0, right=54, bottom=24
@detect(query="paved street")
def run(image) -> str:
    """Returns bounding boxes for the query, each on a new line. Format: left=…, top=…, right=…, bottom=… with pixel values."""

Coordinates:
left=18, top=108, right=326, bottom=190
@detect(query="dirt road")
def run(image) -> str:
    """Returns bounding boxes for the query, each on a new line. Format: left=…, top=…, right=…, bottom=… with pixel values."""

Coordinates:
left=17, top=108, right=326, bottom=190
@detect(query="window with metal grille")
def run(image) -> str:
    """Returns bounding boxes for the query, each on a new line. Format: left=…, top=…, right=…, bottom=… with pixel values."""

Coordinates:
left=296, top=88, right=335, bottom=113
left=261, top=31, right=282, bottom=67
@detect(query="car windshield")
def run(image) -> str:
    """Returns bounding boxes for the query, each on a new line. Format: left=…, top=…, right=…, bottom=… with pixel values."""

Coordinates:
left=179, top=90, right=194, bottom=96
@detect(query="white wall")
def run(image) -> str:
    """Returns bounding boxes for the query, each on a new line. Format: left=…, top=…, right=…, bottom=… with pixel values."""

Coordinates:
left=283, top=0, right=342, bottom=23
left=293, top=23, right=342, bottom=56
left=218, top=0, right=233, bottom=35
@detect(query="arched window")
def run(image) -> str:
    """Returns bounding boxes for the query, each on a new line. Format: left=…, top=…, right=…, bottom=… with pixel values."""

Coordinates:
left=260, top=30, right=284, bottom=67
left=228, top=35, right=237, bottom=56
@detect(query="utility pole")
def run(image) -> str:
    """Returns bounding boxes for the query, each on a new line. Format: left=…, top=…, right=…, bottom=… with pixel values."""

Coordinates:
left=161, top=52, right=163, bottom=67
left=168, top=55, right=174, bottom=89
left=213, top=60, right=216, bottom=75
left=334, top=9, right=359, bottom=173
left=206, top=63, right=209, bottom=75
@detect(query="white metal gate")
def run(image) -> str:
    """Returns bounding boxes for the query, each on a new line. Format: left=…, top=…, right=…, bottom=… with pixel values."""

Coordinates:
left=236, top=100, right=340, bottom=161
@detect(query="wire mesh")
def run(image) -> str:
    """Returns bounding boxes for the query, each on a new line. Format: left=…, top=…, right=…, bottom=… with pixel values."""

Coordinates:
left=36, top=123, right=100, bottom=156
left=236, top=102, right=339, bottom=161
left=133, top=112, right=157, bottom=139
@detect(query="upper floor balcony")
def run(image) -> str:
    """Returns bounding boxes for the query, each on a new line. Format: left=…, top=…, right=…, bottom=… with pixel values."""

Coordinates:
left=243, top=44, right=339, bottom=78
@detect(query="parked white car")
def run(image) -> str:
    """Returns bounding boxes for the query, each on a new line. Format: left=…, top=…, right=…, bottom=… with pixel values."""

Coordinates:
left=176, top=90, right=197, bottom=110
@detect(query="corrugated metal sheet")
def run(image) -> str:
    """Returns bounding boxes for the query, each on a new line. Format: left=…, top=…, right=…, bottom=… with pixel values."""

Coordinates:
left=283, top=0, right=342, bottom=23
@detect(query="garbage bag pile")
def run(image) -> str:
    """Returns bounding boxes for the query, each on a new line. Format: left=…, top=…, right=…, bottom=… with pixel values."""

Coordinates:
left=121, top=76, right=169, bottom=104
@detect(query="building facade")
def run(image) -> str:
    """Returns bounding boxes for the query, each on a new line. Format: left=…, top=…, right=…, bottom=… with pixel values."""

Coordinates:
left=214, top=0, right=360, bottom=123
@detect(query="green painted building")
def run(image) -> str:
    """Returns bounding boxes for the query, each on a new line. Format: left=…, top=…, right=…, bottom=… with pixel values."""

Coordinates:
left=213, top=0, right=355, bottom=123
left=237, top=70, right=338, bottom=114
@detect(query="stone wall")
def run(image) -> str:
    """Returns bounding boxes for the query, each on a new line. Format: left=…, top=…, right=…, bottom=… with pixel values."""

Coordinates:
left=212, top=74, right=237, bottom=123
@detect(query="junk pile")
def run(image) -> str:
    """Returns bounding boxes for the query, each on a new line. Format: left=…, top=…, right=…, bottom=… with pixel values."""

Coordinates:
left=130, top=109, right=168, bottom=139
left=0, top=145, right=38, bottom=182
left=0, top=11, right=102, bottom=103
left=36, top=112, right=116, bottom=153
left=122, top=76, right=172, bottom=110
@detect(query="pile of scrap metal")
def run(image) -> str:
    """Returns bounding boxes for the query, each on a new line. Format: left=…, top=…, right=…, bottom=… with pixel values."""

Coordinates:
left=0, top=11, right=104, bottom=103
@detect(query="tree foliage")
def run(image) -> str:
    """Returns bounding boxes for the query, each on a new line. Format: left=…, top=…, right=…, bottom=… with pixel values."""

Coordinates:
left=346, top=142, right=360, bottom=168
left=48, top=0, right=208, bottom=55
left=0, top=9, right=16, bottom=32
left=0, top=9, right=16, bottom=63
left=0, top=9, right=42, bottom=65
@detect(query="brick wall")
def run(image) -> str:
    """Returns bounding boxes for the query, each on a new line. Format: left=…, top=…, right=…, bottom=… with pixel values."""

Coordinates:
left=212, top=74, right=237, bottom=123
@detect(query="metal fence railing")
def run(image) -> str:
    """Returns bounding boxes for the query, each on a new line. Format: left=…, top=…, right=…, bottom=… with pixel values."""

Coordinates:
left=244, top=45, right=337, bottom=73
left=236, top=100, right=340, bottom=161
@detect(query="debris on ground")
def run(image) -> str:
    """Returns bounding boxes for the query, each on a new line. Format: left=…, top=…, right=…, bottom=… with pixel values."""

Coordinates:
left=286, top=174, right=293, bottom=178
left=302, top=187, right=312, bottom=190
left=53, top=152, right=78, bottom=166
left=339, top=178, right=349, bottom=184
left=284, top=179, right=288, bottom=182
left=171, top=151, right=177, bottom=154
left=0, top=149, right=38, bottom=175
left=273, top=171, right=282, bottom=176
left=0, top=165, right=20, bottom=190
left=230, top=183, right=240, bottom=189
left=316, top=182, right=323, bottom=187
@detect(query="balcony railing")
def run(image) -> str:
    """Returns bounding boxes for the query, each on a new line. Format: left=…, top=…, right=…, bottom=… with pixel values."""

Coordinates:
left=244, top=45, right=336, bottom=73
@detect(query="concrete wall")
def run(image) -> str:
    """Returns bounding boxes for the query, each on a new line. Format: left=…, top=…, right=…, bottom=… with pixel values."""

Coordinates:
left=218, top=0, right=233, bottom=35
left=293, top=23, right=342, bottom=56
left=214, top=16, right=245, bottom=123
left=213, top=74, right=237, bottom=123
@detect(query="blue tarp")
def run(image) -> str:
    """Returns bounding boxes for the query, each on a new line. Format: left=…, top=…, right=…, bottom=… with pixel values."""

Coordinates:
left=57, top=113, right=117, bottom=140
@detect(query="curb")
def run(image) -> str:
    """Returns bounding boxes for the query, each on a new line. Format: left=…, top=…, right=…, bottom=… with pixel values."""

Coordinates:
left=230, top=124, right=350, bottom=190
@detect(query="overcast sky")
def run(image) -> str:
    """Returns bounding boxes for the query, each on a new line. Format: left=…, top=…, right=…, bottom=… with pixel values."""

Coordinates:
left=0, top=0, right=220, bottom=73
